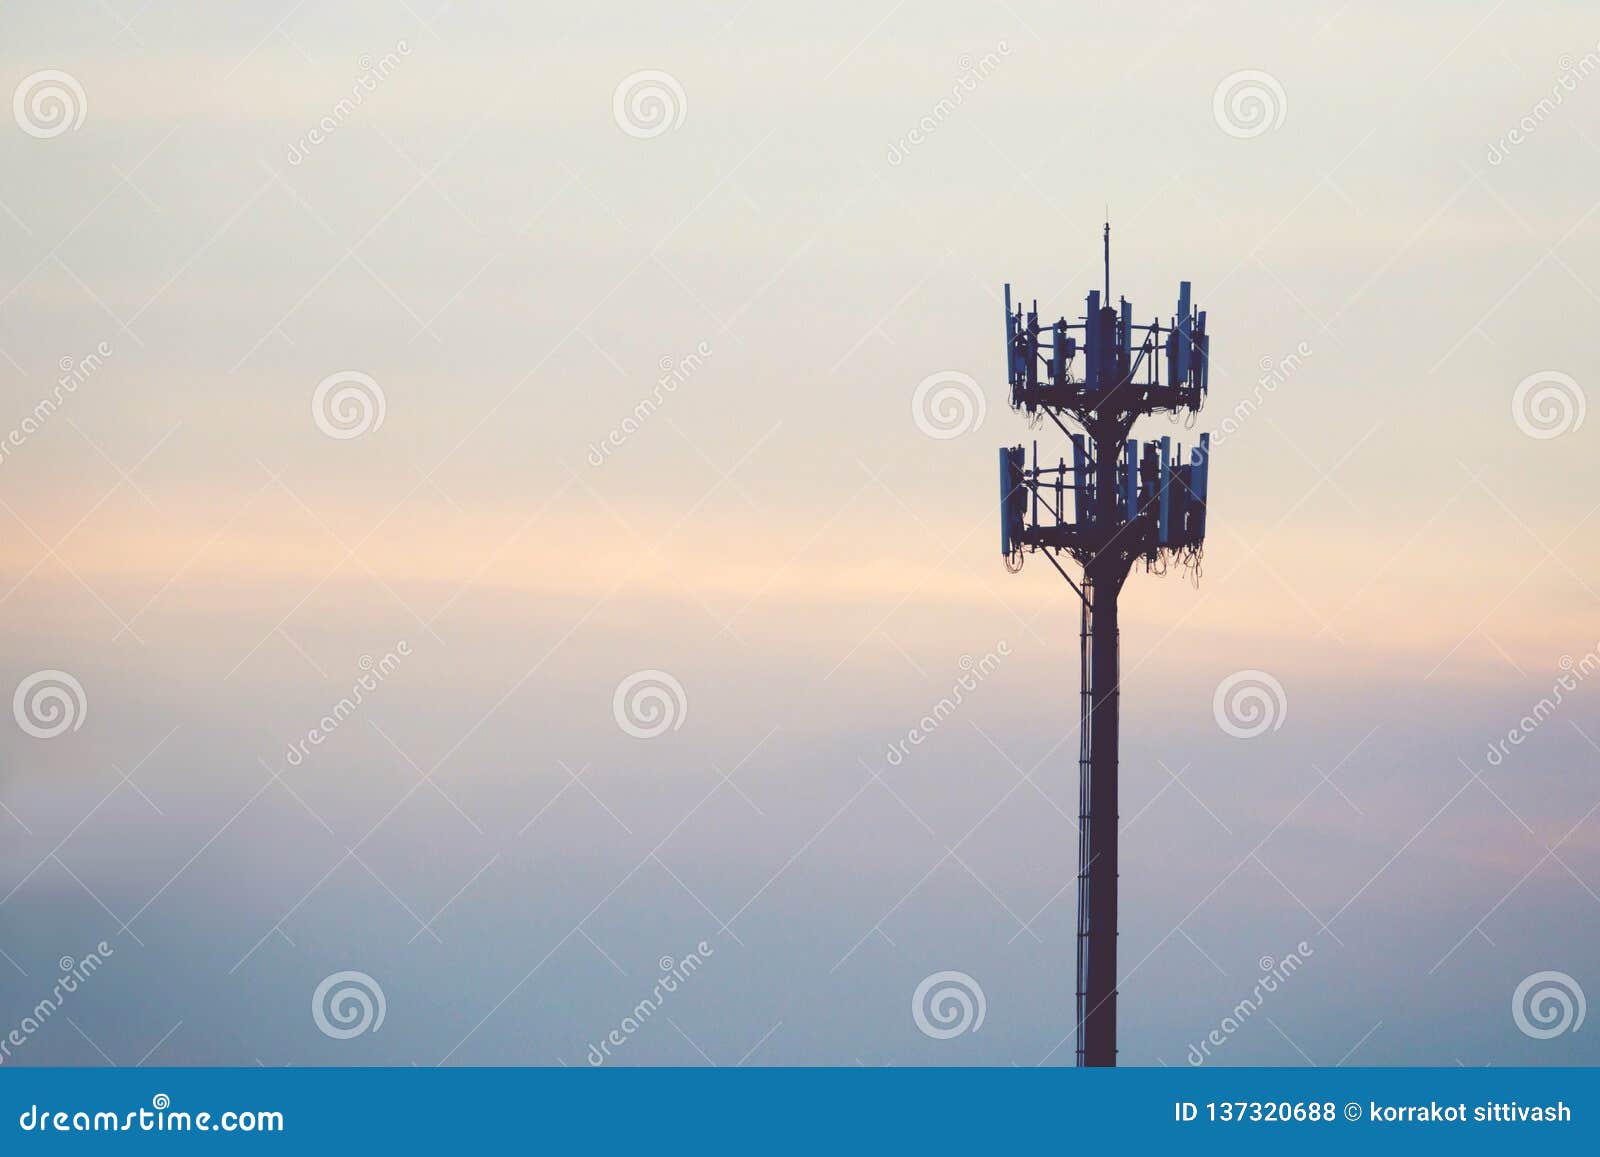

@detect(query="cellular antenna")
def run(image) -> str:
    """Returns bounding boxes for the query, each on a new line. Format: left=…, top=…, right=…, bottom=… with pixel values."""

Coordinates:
left=999, top=232, right=1213, bottom=1067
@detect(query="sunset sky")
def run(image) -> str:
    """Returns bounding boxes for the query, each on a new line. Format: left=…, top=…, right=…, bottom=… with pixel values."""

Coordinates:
left=2, top=0, right=1598, bottom=1066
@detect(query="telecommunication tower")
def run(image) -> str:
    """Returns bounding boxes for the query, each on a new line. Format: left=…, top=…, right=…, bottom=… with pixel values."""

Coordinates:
left=998, top=225, right=1212, bottom=1066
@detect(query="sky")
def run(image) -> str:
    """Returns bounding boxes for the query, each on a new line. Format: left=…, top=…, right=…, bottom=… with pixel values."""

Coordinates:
left=1, top=0, right=1598, bottom=1067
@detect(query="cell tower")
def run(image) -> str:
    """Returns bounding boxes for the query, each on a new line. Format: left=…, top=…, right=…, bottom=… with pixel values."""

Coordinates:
left=998, top=225, right=1212, bottom=1067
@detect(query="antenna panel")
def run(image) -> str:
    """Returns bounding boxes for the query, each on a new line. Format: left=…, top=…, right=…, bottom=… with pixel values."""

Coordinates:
left=1084, top=291, right=1101, bottom=391
left=1157, top=436, right=1172, bottom=545
left=1072, top=434, right=1090, bottom=527
left=999, top=446, right=1026, bottom=555
left=1175, top=282, right=1192, bottom=384
left=1025, top=305, right=1039, bottom=389
left=1122, top=439, right=1137, bottom=522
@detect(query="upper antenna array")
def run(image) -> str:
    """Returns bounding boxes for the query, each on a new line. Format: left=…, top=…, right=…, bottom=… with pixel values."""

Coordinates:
left=1003, top=271, right=1209, bottom=417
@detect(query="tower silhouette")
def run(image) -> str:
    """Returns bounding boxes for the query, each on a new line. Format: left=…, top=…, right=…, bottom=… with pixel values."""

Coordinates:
left=999, top=226, right=1212, bottom=1066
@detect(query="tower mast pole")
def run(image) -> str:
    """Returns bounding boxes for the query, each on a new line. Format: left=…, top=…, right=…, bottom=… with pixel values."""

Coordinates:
left=1078, top=410, right=1130, bottom=1066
